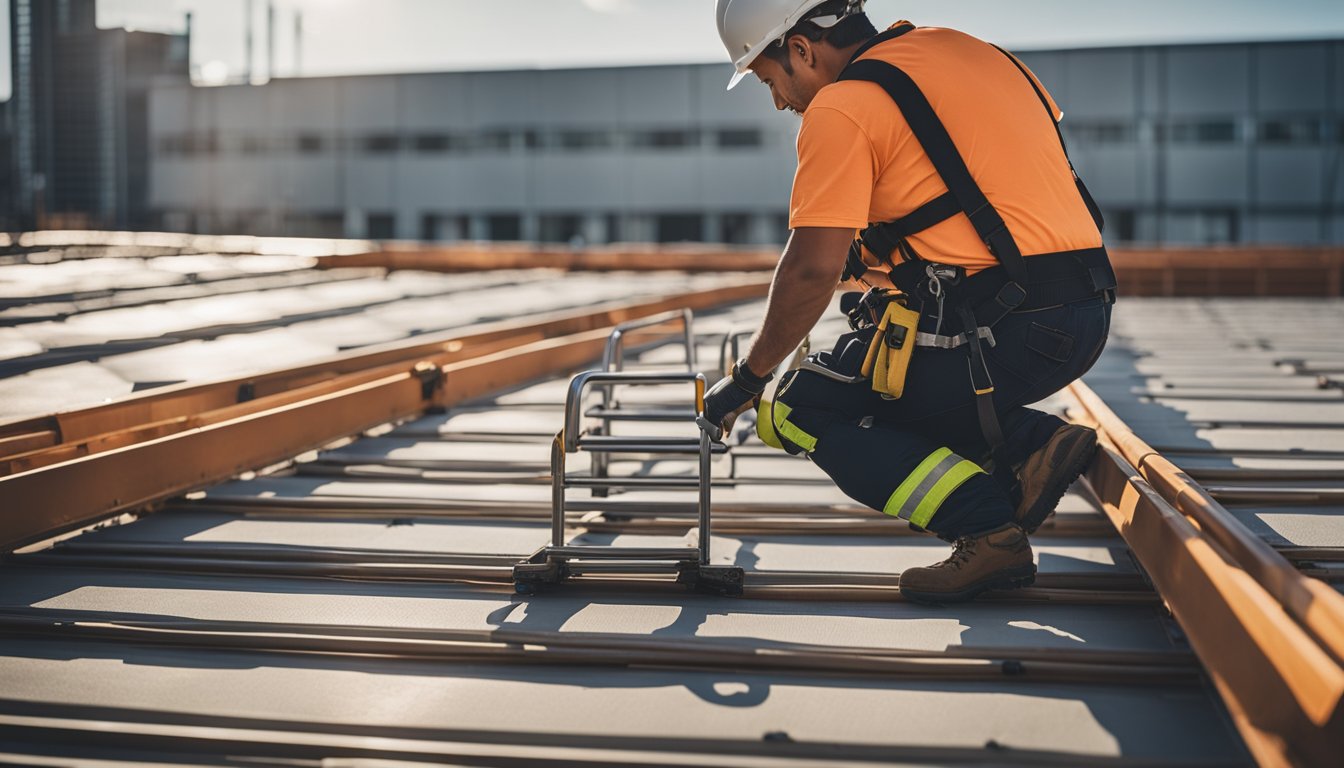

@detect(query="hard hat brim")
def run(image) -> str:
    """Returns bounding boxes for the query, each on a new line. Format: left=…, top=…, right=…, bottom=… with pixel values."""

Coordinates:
left=726, top=68, right=750, bottom=91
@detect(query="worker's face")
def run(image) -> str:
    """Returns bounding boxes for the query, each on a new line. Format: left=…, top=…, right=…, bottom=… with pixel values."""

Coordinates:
left=750, top=36, right=828, bottom=115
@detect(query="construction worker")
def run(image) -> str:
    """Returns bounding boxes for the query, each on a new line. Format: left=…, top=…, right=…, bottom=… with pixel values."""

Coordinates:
left=704, top=0, right=1116, bottom=603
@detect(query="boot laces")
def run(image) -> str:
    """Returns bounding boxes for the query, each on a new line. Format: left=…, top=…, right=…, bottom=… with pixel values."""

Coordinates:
left=939, top=536, right=979, bottom=570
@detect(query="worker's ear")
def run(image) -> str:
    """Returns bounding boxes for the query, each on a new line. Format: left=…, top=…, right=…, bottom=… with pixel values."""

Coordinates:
left=785, top=34, right=817, bottom=69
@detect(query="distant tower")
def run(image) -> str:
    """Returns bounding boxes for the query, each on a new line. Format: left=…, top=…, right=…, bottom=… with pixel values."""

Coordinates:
left=293, top=10, right=303, bottom=76
left=266, top=2, right=276, bottom=82
left=244, top=0, right=254, bottom=84
left=5, top=0, right=190, bottom=230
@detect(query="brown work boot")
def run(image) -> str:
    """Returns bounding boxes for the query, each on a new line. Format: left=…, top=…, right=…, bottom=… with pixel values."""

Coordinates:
left=1015, top=424, right=1098, bottom=534
left=900, top=523, right=1036, bottom=605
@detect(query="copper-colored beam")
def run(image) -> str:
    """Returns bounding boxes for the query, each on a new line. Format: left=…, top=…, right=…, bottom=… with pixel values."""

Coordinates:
left=0, top=282, right=770, bottom=551
left=1070, top=381, right=1344, bottom=667
left=0, top=327, right=611, bottom=552
left=0, top=282, right=769, bottom=475
left=1085, top=443, right=1344, bottom=767
left=317, top=244, right=782, bottom=273
left=320, top=244, right=1344, bottom=297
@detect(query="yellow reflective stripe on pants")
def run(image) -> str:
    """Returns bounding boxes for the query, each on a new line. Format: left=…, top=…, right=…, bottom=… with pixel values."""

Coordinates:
left=882, top=447, right=985, bottom=528
left=771, top=401, right=817, bottom=453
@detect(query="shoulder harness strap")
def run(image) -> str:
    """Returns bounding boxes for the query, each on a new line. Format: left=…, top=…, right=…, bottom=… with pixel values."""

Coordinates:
left=838, top=59, right=1030, bottom=286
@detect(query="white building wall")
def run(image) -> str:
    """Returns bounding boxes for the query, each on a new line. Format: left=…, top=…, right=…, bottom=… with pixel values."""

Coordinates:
left=146, top=39, right=1344, bottom=245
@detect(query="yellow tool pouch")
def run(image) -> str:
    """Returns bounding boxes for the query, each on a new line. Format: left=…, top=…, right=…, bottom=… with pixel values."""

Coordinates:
left=860, top=298, right=920, bottom=399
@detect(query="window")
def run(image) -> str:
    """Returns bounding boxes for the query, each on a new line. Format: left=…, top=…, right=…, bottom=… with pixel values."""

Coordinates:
left=486, top=213, right=522, bottom=241
left=239, top=136, right=269, bottom=154
left=556, top=129, right=615, bottom=151
left=362, top=134, right=401, bottom=154
left=630, top=129, right=700, bottom=150
left=1186, top=209, right=1238, bottom=244
left=1163, top=120, right=1239, bottom=144
left=284, top=212, right=344, bottom=238
left=366, top=212, right=396, bottom=240
left=655, top=213, right=704, bottom=243
left=540, top=214, right=585, bottom=244
left=1259, top=117, right=1322, bottom=145
left=477, top=129, right=513, bottom=151
left=715, top=128, right=763, bottom=149
left=1106, top=209, right=1136, bottom=243
left=719, top=213, right=753, bottom=245
left=296, top=134, right=325, bottom=153
left=413, top=134, right=451, bottom=152
left=1065, top=121, right=1136, bottom=144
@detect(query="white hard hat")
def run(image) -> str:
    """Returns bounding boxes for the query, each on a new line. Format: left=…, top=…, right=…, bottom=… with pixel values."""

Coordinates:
left=714, top=0, right=864, bottom=90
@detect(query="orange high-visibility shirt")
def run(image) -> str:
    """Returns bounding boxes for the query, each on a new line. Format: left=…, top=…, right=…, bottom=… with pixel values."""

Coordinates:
left=788, top=23, right=1102, bottom=274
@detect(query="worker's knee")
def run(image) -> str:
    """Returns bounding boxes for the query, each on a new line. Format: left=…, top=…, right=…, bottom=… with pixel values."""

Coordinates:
left=808, top=423, right=1013, bottom=536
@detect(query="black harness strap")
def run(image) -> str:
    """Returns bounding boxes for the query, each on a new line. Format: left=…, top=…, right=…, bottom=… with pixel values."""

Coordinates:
left=840, top=59, right=1030, bottom=287
left=861, top=192, right=961, bottom=266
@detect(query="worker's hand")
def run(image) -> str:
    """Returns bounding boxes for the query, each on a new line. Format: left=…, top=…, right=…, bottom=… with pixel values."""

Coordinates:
left=700, top=360, right=773, bottom=442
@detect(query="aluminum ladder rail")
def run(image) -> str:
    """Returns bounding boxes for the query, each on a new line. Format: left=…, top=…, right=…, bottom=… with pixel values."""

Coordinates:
left=513, top=370, right=744, bottom=596
left=588, top=309, right=698, bottom=492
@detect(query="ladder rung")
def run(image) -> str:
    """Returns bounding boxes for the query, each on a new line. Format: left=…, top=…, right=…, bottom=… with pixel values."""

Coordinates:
left=546, top=545, right=698, bottom=560
left=585, top=406, right=697, bottom=422
left=566, top=561, right=690, bottom=575
left=575, top=436, right=725, bottom=454
left=565, top=477, right=702, bottom=490
left=563, top=499, right=699, bottom=515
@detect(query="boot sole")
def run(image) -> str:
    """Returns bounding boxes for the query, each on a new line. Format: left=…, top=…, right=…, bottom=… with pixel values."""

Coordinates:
left=1018, top=429, right=1099, bottom=534
left=900, top=565, right=1038, bottom=606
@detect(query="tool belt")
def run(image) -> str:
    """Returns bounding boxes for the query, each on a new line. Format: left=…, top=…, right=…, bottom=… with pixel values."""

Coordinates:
left=842, top=245, right=1114, bottom=390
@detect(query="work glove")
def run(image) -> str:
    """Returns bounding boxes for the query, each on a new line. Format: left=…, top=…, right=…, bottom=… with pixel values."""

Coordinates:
left=699, top=359, right=773, bottom=442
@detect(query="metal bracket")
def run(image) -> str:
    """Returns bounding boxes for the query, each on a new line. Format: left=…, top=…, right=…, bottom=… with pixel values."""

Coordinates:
left=412, top=361, right=444, bottom=400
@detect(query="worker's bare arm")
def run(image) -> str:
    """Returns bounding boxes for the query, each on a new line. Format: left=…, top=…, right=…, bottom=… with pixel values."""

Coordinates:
left=744, top=226, right=854, bottom=374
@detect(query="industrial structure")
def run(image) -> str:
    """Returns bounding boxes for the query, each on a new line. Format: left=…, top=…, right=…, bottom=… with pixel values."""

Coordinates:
left=138, top=36, right=1344, bottom=245
left=0, top=0, right=190, bottom=231
left=2, top=1, right=1342, bottom=244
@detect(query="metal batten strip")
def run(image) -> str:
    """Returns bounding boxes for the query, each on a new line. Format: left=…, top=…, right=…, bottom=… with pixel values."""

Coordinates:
left=0, top=612, right=1200, bottom=686
left=0, top=707, right=1231, bottom=768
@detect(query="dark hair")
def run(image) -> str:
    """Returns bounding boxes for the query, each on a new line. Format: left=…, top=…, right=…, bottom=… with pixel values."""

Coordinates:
left=761, top=0, right=878, bottom=74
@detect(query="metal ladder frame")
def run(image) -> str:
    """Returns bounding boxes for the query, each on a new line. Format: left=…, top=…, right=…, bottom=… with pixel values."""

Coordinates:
left=513, top=370, right=744, bottom=596
left=589, top=309, right=697, bottom=492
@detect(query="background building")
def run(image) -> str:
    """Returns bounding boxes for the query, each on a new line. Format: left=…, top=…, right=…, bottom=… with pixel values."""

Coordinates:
left=3, top=0, right=189, bottom=231
left=5, top=2, right=1342, bottom=245
left=143, top=37, right=1344, bottom=246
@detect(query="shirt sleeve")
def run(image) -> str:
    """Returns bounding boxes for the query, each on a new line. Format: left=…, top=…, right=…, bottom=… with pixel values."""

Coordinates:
left=788, top=105, right=875, bottom=230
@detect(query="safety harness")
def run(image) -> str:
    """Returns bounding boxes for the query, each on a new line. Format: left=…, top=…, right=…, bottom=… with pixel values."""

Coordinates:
left=837, top=24, right=1118, bottom=475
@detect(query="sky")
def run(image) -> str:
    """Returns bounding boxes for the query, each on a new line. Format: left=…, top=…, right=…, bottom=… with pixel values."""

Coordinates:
left=3, top=0, right=1344, bottom=99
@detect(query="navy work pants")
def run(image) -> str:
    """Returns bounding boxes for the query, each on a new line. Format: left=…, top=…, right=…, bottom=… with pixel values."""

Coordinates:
left=773, top=295, right=1112, bottom=539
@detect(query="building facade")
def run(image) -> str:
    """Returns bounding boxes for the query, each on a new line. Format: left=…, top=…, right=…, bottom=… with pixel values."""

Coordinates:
left=3, top=0, right=189, bottom=231
left=144, top=36, right=1344, bottom=246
